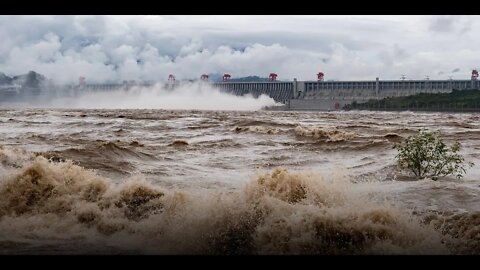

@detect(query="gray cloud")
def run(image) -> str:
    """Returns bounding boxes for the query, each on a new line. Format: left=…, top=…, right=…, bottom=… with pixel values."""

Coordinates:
left=429, top=16, right=458, bottom=32
left=0, top=15, right=479, bottom=83
left=427, top=15, right=473, bottom=34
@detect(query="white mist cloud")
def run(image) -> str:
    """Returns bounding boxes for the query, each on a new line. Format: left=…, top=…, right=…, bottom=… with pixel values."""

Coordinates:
left=49, top=82, right=279, bottom=110
left=1, top=15, right=480, bottom=83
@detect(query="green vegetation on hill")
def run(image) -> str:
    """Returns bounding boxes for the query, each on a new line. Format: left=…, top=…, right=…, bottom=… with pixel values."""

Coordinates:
left=228, top=76, right=270, bottom=82
left=344, top=89, right=480, bottom=111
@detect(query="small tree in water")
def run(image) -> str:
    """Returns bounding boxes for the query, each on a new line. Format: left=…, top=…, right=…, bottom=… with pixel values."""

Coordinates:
left=394, top=129, right=473, bottom=180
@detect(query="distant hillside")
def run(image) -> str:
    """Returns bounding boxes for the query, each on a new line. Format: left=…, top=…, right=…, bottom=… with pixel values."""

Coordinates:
left=172, top=73, right=272, bottom=83
left=0, top=71, right=49, bottom=89
left=0, top=72, right=13, bottom=85
left=12, top=71, right=47, bottom=88
left=226, top=76, right=270, bottom=82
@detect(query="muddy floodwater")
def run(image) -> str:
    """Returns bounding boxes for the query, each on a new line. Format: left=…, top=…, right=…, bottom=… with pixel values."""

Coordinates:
left=0, top=109, right=479, bottom=254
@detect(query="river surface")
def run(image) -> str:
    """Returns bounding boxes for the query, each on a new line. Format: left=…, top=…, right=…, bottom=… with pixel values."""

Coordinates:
left=0, top=109, right=478, bottom=254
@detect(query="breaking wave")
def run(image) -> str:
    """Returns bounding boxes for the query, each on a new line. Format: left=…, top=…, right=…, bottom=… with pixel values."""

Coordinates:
left=36, top=141, right=157, bottom=176
left=0, top=147, right=457, bottom=254
left=294, top=125, right=356, bottom=142
left=232, top=126, right=282, bottom=135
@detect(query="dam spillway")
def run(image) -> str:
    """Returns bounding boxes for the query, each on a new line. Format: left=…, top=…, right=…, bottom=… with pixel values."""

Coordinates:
left=213, top=81, right=295, bottom=104
left=2, top=76, right=478, bottom=111
left=212, top=78, right=479, bottom=110
left=65, top=78, right=480, bottom=111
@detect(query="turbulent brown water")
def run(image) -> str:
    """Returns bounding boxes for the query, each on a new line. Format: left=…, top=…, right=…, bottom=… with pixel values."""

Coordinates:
left=0, top=109, right=479, bottom=254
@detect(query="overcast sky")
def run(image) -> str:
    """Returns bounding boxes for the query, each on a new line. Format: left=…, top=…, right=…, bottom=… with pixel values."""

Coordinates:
left=0, top=15, right=478, bottom=83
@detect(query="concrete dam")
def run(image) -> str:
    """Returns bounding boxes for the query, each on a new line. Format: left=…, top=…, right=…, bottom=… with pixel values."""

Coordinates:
left=67, top=76, right=479, bottom=111
left=2, top=70, right=479, bottom=110
left=212, top=77, right=479, bottom=110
